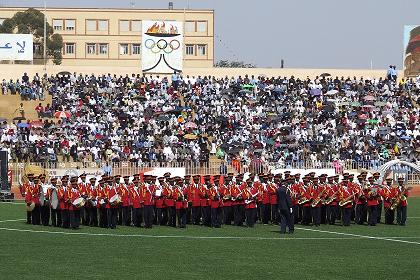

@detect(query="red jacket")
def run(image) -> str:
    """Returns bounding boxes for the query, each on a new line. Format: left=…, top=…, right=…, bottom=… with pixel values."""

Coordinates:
left=220, top=185, right=232, bottom=207
left=269, top=182, right=278, bottom=205
left=68, top=187, right=81, bottom=211
left=118, top=184, right=130, bottom=207
left=129, top=185, right=142, bottom=209
left=163, top=186, right=174, bottom=207
left=243, top=187, right=257, bottom=209
left=339, top=186, right=353, bottom=209
left=200, top=185, right=210, bottom=207
left=142, top=184, right=155, bottom=206
left=209, top=186, right=221, bottom=208
left=190, top=184, right=201, bottom=207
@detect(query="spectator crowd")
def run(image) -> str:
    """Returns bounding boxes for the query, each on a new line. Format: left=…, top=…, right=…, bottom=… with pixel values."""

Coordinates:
left=0, top=71, right=419, bottom=170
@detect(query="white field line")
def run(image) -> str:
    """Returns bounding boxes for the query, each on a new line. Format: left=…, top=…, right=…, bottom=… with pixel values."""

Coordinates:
left=296, top=227, right=420, bottom=245
left=0, top=225, right=418, bottom=241
left=0, top=219, right=26, bottom=223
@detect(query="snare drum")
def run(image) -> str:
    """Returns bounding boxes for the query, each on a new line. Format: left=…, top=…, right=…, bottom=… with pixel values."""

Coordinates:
left=109, top=194, right=121, bottom=206
left=72, top=197, right=85, bottom=208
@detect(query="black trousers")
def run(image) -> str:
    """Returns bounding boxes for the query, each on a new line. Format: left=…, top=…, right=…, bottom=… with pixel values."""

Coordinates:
left=107, top=208, right=118, bottom=229
left=245, top=208, right=256, bottom=227
left=80, top=207, right=88, bottom=226
left=211, top=207, right=222, bottom=228
left=99, top=207, right=107, bottom=228
left=262, top=203, right=270, bottom=224
left=271, top=204, right=279, bottom=224
left=144, top=205, right=154, bottom=228
left=293, top=205, right=300, bottom=224
left=132, top=207, right=143, bottom=227
left=57, top=209, right=62, bottom=227
left=162, top=207, right=168, bottom=225
left=384, top=208, right=395, bottom=224
left=302, top=206, right=311, bottom=225
left=117, top=205, right=124, bottom=225
left=279, top=209, right=294, bottom=233
left=257, top=202, right=263, bottom=222
left=368, top=205, right=378, bottom=226
left=61, top=209, right=70, bottom=228
left=396, top=206, right=407, bottom=225
left=192, top=206, right=201, bottom=225
left=122, top=206, right=131, bottom=226
left=326, top=204, right=338, bottom=225
left=233, top=204, right=244, bottom=226
left=320, top=205, right=327, bottom=224
left=342, top=207, right=352, bottom=226
left=89, top=207, right=98, bottom=227
left=202, top=206, right=211, bottom=227
left=297, top=205, right=303, bottom=223
left=355, top=203, right=367, bottom=225
left=168, top=206, right=176, bottom=227
left=41, top=205, right=50, bottom=226
left=70, top=210, right=80, bottom=229
left=51, top=208, right=58, bottom=227
left=376, top=201, right=382, bottom=223
left=156, top=208, right=164, bottom=225
left=186, top=203, right=192, bottom=224
left=177, top=208, right=187, bottom=228
left=31, top=205, right=41, bottom=225
left=223, top=206, right=233, bottom=225
left=311, top=207, right=321, bottom=226
left=26, top=211, right=32, bottom=224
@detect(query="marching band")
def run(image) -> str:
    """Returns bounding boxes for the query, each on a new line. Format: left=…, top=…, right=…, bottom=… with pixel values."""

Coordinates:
left=19, top=171, right=411, bottom=230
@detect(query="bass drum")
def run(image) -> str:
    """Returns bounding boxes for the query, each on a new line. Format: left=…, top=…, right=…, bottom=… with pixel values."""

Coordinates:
left=50, top=188, right=59, bottom=209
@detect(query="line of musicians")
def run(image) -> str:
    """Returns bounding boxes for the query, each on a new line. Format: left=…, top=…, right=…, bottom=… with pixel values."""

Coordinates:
left=20, top=170, right=410, bottom=230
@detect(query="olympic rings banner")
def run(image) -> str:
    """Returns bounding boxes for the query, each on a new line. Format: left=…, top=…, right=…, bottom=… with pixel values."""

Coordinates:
left=142, top=21, right=183, bottom=73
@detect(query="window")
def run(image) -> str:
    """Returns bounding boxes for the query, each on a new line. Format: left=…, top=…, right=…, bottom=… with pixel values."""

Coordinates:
left=185, top=21, right=195, bottom=32
left=185, top=44, right=195, bottom=55
left=131, top=20, right=142, bottom=32
left=65, top=43, right=75, bottom=54
left=119, top=20, right=129, bottom=32
left=86, top=20, right=96, bottom=31
left=99, top=43, right=108, bottom=55
left=53, top=19, right=63, bottom=31
left=98, top=20, right=108, bottom=31
left=197, top=45, right=206, bottom=55
left=132, top=44, right=141, bottom=55
left=65, top=20, right=75, bottom=31
left=197, top=21, right=207, bottom=33
left=86, top=43, right=96, bottom=55
left=120, top=44, right=129, bottom=55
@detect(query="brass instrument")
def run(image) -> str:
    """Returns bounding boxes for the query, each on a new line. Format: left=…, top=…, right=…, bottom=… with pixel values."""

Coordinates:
left=390, top=186, right=412, bottom=210
left=325, top=190, right=339, bottom=205
left=311, top=189, right=327, bottom=207
left=338, top=193, right=356, bottom=207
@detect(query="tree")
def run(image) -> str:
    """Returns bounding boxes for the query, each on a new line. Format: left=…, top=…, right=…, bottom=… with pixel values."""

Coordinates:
left=215, top=60, right=256, bottom=68
left=0, top=8, right=63, bottom=65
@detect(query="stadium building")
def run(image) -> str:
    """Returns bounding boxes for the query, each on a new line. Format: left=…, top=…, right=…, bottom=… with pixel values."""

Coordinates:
left=0, top=6, right=214, bottom=68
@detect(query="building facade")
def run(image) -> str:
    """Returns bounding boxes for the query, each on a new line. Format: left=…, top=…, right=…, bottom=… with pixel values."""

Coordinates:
left=0, top=7, right=214, bottom=68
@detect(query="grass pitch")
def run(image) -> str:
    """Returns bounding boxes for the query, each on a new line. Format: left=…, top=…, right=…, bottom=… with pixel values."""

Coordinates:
left=1, top=200, right=420, bottom=280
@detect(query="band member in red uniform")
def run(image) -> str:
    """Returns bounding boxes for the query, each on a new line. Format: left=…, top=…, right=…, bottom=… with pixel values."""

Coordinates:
left=105, top=177, right=118, bottom=229
left=366, top=176, right=379, bottom=226
left=310, top=176, right=323, bottom=227
left=381, top=178, right=395, bottom=225
left=174, top=177, right=187, bottom=228
left=86, top=177, right=98, bottom=227
left=191, top=175, right=202, bottom=225
left=183, top=175, right=192, bottom=224
left=325, top=176, right=339, bottom=225
left=201, top=176, right=211, bottom=227
left=97, top=178, right=107, bottom=228
left=29, top=176, right=41, bottom=225
left=339, top=177, right=354, bottom=226
left=269, top=174, right=279, bottom=224
left=373, top=172, right=383, bottom=223
left=130, top=177, right=143, bottom=227
left=354, top=174, right=367, bottom=225
left=78, top=173, right=88, bottom=226
left=57, top=176, right=69, bottom=228
left=231, top=175, right=244, bottom=226
left=221, top=175, right=233, bottom=225
left=142, top=176, right=156, bottom=228
left=243, top=179, right=257, bottom=227
left=21, top=173, right=34, bottom=224
left=209, top=175, right=222, bottom=228
left=163, top=177, right=175, bottom=227
left=260, top=174, right=270, bottom=225
left=154, top=177, right=165, bottom=225
left=119, top=176, right=131, bottom=226
left=300, top=176, right=312, bottom=225
left=396, top=177, right=409, bottom=226
left=69, top=177, right=81, bottom=229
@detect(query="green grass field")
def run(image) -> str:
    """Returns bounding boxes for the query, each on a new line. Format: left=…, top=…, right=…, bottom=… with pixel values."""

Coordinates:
left=1, top=200, right=420, bottom=280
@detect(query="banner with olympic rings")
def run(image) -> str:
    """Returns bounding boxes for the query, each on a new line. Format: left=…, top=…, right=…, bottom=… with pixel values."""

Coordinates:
left=142, top=20, right=183, bottom=73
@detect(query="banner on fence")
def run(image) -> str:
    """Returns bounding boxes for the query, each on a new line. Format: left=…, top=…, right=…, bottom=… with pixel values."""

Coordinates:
left=271, top=169, right=336, bottom=177
left=0, top=34, right=33, bottom=60
left=47, top=168, right=104, bottom=180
